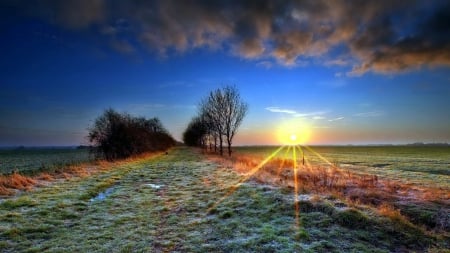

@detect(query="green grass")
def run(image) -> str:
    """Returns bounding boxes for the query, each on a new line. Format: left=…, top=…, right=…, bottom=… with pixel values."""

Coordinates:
left=0, top=148, right=93, bottom=175
left=0, top=147, right=447, bottom=252
left=235, top=145, right=450, bottom=188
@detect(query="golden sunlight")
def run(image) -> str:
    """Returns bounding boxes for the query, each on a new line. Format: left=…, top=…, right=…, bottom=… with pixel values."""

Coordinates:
left=276, top=118, right=312, bottom=145
left=290, top=134, right=297, bottom=141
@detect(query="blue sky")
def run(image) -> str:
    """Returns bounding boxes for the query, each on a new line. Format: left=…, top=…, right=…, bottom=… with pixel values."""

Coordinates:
left=1, top=0, right=449, bottom=146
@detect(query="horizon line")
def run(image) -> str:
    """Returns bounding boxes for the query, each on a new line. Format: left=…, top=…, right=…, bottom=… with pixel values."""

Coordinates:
left=1, top=142, right=448, bottom=149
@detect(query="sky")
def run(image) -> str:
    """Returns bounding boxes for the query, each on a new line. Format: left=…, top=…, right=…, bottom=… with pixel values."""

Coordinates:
left=0, top=0, right=449, bottom=146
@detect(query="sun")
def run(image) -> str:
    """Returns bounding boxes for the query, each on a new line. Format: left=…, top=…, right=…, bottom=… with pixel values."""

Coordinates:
left=290, top=134, right=297, bottom=141
left=276, top=118, right=312, bottom=145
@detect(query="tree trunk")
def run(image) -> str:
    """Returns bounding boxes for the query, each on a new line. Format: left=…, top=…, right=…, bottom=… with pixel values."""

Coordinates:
left=227, top=139, right=232, bottom=156
left=219, top=134, right=223, bottom=156
left=214, top=135, right=217, bottom=153
left=209, top=136, right=212, bottom=152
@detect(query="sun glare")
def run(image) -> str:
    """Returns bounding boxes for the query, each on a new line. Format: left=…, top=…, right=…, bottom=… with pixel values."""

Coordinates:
left=276, top=118, right=312, bottom=145
left=290, top=134, right=297, bottom=141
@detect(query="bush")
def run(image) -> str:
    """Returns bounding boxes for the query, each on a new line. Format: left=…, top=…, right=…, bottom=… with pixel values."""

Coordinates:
left=88, top=109, right=175, bottom=160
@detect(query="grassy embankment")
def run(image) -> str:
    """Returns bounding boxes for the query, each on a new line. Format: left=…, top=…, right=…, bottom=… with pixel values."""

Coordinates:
left=0, top=147, right=448, bottom=252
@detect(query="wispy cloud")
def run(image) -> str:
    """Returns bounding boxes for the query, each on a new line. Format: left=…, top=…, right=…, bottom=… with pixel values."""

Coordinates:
left=294, top=111, right=328, bottom=118
left=324, top=59, right=350, bottom=67
left=265, top=107, right=297, bottom=114
left=354, top=111, right=384, bottom=117
left=266, top=107, right=329, bottom=120
left=328, top=117, right=344, bottom=122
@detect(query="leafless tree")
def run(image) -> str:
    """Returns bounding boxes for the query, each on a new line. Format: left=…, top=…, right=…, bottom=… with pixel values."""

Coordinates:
left=184, top=85, right=247, bottom=156
left=199, top=85, right=247, bottom=156
left=222, top=86, right=248, bottom=156
left=200, top=89, right=226, bottom=155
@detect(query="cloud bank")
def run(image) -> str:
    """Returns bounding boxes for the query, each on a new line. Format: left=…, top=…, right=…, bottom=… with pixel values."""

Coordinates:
left=3, top=0, right=449, bottom=75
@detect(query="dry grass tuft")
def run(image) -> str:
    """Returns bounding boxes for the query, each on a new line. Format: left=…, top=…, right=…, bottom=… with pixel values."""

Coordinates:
left=0, top=185, right=13, bottom=195
left=36, top=173, right=54, bottom=181
left=378, top=203, right=408, bottom=223
left=0, top=173, right=36, bottom=192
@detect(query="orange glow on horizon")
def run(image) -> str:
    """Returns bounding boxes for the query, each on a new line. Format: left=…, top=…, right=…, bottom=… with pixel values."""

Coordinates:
left=276, top=118, right=312, bottom=145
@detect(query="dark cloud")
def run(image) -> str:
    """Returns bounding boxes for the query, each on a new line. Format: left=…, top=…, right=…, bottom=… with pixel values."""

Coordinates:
left=348, top=1, right=450, bottom=75
left=2, top=0, right=449, bottom=75
left=0, top=0, right=105, bottom=29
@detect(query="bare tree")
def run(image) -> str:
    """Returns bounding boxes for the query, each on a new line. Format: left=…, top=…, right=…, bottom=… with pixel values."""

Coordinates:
left=184, top=86, right=247, bottom=156
left=199, top=111, right=216, bottom=152
left=197, top=85, right=247, bottom=156
left=200, top=89, right=226, bottom=155
left=222, top=86, right=248, bottom=156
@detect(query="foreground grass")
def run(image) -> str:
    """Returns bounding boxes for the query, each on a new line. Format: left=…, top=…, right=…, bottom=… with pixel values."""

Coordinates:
left=0, top=147, right=447, bottom=252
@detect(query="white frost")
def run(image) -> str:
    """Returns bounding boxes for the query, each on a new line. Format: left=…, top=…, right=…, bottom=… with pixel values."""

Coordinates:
left=145, top=183, right=163, bottom=189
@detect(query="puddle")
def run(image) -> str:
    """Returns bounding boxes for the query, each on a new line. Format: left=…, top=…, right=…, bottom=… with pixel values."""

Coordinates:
left=145, top=183, right=163, bottom=189
left=90, top=187, right=115, bottom=202
left=297, top=194, right=313, bottom=201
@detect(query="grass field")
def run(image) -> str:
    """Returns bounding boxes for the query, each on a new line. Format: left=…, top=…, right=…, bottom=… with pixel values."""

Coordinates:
left=235, top=145, right=450, bottom=189
left=0, top=147, right=448, bottom=252
left=0, top=148, right=93, bottom=175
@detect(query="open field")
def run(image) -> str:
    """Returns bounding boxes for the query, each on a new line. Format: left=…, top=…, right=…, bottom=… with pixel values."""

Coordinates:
left=0, top=148, right=92, bottom=176
left=0, top=147, right=448, bottom=252
left=235, top=146, right=450, bottom=189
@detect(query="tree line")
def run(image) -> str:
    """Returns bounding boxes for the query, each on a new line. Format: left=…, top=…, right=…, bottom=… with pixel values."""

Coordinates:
left=88, top=109, right=175, bottom=160
left=87, top=86, right=247, bottom=160
left=183, top=85, right=248, bottom=156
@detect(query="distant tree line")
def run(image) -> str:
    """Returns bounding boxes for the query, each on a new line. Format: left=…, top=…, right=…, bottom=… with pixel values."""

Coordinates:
left=183, top=85, right=248, bottom=156
left=88, top=109, right=175, bottom=160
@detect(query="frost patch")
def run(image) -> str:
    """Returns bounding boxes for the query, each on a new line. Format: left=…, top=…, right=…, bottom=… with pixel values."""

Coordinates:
left=297, top=194, right=313, bottom=201
left=145, top=183, right=163, bottom=189
left=90, top=187, right=115, bottom=202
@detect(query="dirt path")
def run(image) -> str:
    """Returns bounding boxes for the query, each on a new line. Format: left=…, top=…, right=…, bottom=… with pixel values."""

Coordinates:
left=0, top=147, right=446, bottom=252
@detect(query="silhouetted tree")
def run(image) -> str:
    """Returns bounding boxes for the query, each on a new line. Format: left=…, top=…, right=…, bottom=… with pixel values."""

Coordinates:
left=187, top=85, right=247, bottom=156
left=88, top=109, right=175, bottom=160
left=182, top=116, right=208, bottom=147
left=200, top=88, right=226, bottom=155
left=200, top=111, right=218, bottom=152
left=222, top=85, right=248, bottom=156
